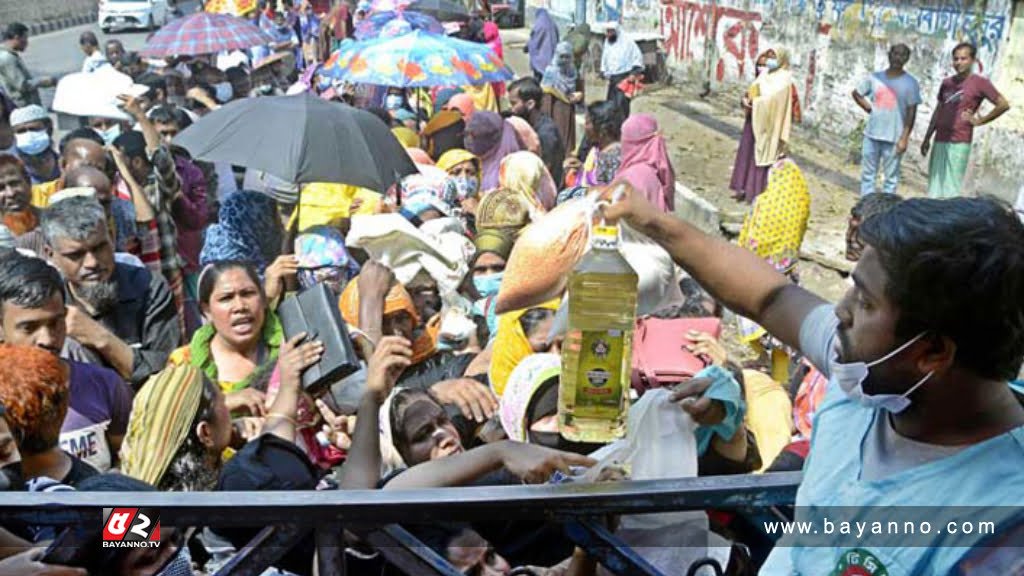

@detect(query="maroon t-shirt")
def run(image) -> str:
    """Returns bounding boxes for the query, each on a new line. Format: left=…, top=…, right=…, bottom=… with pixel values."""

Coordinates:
left=934, top=74, right=1002, bottom=144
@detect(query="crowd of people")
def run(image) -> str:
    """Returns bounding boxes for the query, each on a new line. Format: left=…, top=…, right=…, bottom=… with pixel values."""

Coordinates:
left=0, top=1, right=1021, bottom=575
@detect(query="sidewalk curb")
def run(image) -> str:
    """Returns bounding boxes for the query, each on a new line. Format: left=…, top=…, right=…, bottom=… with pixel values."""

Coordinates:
left=28, top=11, right=97, bottom=37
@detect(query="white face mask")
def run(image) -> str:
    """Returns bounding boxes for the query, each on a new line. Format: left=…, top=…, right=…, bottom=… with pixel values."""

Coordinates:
left=831, top=331, right=933, bottom=413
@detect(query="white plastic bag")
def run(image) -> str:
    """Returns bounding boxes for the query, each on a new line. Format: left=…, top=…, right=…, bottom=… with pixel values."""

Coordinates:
left=586, top=388, right=731, bottom=576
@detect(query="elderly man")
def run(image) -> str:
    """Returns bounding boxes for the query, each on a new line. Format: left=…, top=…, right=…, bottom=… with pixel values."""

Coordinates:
left=9, top=104, right=58, bottom=185
left=0, top=23, right=55, bottom=107
left=41, top=196, right=180, bottom=387
left=0, top=153, right=39, bottom=237
left=0, top=252, right=132, bottom=472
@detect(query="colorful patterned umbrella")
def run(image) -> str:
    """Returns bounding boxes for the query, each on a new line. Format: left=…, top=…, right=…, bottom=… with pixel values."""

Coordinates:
left=354, top=10, right=444, bottom=40
left=322, top=30, right=513, bottom=87
left=204, top=0, right=258, bottom=17
left=139, top=12, right=274, bottom=57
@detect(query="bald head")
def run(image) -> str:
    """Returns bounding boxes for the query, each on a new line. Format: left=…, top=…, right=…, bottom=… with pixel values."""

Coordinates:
left=64, top=166, right=112, bottom=207
left=61, top=138, right=106, bottom=174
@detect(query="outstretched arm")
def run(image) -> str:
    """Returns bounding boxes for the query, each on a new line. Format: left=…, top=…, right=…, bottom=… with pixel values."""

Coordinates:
left=602, top=182, right=827, bottom=352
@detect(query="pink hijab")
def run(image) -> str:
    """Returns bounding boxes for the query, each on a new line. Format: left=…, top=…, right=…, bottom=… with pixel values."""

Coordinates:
left=616, top=114, right=676, bottom=212
left=444, top=93, right=477, bottom=121
left=506, top=116, right=541, bottom=155
left=483, top=21, right=504, bottom=59
left=483, top=21, right=507, bottom=100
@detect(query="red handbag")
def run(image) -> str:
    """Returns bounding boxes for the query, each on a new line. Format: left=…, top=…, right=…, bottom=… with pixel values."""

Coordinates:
left=631, top=317, right=723, bottom=392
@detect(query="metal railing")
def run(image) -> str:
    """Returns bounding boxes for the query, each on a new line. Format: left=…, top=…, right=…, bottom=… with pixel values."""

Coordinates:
left=0, top=471, right=802, bottom=576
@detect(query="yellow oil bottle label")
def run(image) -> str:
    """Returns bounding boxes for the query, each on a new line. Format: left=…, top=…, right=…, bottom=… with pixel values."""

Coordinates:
left=577, top=329, right=624, bottom=404
left=591, top=226, right=619, bottom=251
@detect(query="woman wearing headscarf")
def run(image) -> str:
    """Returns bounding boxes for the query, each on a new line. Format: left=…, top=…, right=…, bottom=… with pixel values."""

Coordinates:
left=465, top=111, right=522, bottom=192
left=437, top=149, right=482, bottom=206
left=483, top=21, right=506, bottom=100
left=499, top=151, right=557, bottom=212
left=505, top=116, right=541, bottom=156
left=200, top=191, right=284, bottom=275
left=119, top=365, right=233, bottom=492
left=564, top=100, right=624, bottom=194
left=540, top=42, right=582, bottom=148
left=475, top=187, right=534, bottom=234
left=736, top=158, right=810, bottom=382
left=489, top=299, right=562, bottom=397
left=471, top=228, right=515, bottom=339
left=392, top=125, right=420, bottom=149
left=526, top=9, right=559, bottom=81
left=444, top=93, right=477, bottom=121
left=295, top=225, right=361, bottom=295
left=168, top=261, right=282, bottom=416
left=615, top=114, right=676, bottom=212
left=422, top=110, right=465, bottom=160
left=123, top=331, right=322, bottom=493
left=340, top=272, right=436, bottom=365
left=730, top=47, right=801, bottom=203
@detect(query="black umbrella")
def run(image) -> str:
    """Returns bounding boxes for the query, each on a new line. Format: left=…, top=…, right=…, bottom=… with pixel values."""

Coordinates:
left=407, top=0, right=470, bottom=22
left=173, top=92, right=417, bottom=192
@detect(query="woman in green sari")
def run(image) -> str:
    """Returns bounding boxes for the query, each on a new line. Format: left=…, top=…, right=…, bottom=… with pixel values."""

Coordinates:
left=168, top=261, right=283, bottom=416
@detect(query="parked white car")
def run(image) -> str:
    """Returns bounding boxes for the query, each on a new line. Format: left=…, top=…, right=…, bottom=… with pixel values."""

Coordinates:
left=99, top=0, right=170, bottom=33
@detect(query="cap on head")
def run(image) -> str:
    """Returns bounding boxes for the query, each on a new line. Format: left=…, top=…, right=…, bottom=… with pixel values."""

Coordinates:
left=9, top=105, right=48, bottom=129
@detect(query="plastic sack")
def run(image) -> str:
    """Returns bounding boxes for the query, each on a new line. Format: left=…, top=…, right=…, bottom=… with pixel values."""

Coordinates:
left=52, top=67, right=148, bottom=121
left=496, top=192, right=681, bottom=316
left=586, top=388, right=731, bottom=576
left=495, top=196, right=591, bottom=314
left=346, top=213, right=472, bottom=296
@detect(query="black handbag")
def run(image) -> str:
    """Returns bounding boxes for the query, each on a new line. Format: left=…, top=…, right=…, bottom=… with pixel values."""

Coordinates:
left=277, top=283, right=361, bottom=397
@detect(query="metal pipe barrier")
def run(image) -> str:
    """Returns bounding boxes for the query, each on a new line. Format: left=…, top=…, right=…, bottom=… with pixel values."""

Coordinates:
left=0, top=471, right=802, bottom=576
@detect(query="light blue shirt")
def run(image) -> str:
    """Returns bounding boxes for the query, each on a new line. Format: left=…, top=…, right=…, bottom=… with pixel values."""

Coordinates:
left=857, top=71, right=922, bottom=144
left=761, top=305, right=1024, bottom=575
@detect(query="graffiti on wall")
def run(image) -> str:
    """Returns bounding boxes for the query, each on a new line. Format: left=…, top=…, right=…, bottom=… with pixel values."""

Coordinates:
left=661, top=1, right=763, bottom=82
left=658, top=0, right=1010, bottom=82
left=829, top=0, right=1008, bottom=65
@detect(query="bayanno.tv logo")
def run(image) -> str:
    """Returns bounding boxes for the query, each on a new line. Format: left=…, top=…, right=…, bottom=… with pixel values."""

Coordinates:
left=102, top=508, right=161, bottom=549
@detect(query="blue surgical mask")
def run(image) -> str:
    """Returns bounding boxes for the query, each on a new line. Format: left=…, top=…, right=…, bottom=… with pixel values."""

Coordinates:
left=830, top=331, right=933, bottom=413
left=765, top=58, right=780, bottom=71
left=452, top=175, right=479, bottom=200
left=385, top=94, right=404, bottom=111
left=473, top=272, right=503, bottom=298
left=15, top=130, right=50, bottom=156
left=98, top=124, right=122, bottom=145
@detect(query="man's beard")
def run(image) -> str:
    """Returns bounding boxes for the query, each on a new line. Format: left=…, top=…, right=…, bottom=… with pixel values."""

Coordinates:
left=75, top=279, right=119, bottom=314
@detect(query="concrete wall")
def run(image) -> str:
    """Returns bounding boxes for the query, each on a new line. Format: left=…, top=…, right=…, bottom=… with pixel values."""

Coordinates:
left=0, top=0, right=97, bottom=26
left=529, top=0, right=1024, bottom=197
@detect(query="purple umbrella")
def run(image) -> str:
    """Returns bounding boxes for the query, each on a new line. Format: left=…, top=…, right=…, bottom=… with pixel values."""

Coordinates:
left=139, top=12, right=275, bottom=57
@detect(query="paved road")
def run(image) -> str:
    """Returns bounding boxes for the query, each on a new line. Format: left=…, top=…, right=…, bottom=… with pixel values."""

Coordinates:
left=21, top=0, right=201, bottom=108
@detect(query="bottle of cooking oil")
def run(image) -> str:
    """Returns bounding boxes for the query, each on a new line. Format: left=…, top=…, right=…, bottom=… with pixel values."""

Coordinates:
left=559, top=223, right=638, bottom=443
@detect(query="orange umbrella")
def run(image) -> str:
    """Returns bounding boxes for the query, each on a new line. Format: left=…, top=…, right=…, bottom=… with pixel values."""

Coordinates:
left=204, top=0, right=258, bottom=17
